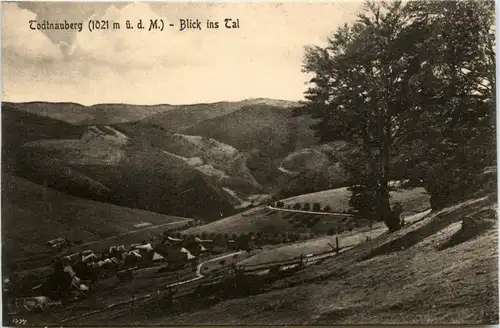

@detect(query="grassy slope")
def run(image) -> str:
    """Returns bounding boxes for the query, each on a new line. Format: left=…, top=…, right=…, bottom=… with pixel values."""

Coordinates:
left=276, top=141, right=351, bottom=198
left=238, top=210, right=431, bottom=267
left=2, top=174, right=188, bottom=272
left=113, top=121, right=262, bottom=194
left=144, top=195, right=498, bottom=325
left=3, top=106, right=236, bottom=220
left=2, top=105, right=86, bottom=171
left=182, top=104, right=317, bottom=187
left=283, top=187, right=431, bottom=217
left=182, top=187, right=430, bottom=236
left=69, top=144, right=237, bottom=220
left=183, top=104, right=317, bottom=159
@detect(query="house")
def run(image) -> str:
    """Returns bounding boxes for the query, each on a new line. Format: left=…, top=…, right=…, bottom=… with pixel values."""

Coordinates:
left=165, top=236, right=184, bottom=245
left=152, top=252, right=164, bottom=261
left=82, top=253, right=98, bottom=264
left=132, top=243, right=154, bottom=252
left=47, top=238, right=66, bottom=247
left=154, top=244, right=196, bottom=268
left=183, top=240, right=209, bottom=256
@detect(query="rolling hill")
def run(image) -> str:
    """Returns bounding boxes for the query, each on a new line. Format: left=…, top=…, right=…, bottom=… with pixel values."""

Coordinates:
left=2, top=174, right=190, bottom=272
left=16, top=133, right=236, bottom=221
left=181, top=104, right=319, bottom=187
left=113, top=121, right=263, bottom=195
left=3, top=101, right=176, bottom=125
left=2, top=104, right=86, bottom=172
left=4, top=99, right=337, bottom=202
left=183, top=104, right=317, bottom=159
left=275, top=141, right=352, bottom=198
left=143, top=98, right=299, bottom=132
left=3, top=106, right=237, bottom=221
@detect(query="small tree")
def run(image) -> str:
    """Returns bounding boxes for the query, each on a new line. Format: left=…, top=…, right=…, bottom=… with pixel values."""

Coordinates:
left=236, top=234, right=251, bottom=252
left=312, top=203, right=322, bottom=212
left=293, top=203, right=302, bottom=210
left=303, top=203, right=311, bottom=211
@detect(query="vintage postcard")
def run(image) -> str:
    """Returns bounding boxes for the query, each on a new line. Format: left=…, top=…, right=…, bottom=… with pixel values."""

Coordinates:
left=1, top=0, right=497, bottom=326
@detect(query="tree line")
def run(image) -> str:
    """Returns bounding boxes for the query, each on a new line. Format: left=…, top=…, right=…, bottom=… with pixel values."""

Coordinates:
left=302, top=0, right=495, bottom=231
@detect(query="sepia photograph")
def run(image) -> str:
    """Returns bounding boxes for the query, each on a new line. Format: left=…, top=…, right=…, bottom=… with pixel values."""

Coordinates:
left=1, top=0, right=498, bottom=325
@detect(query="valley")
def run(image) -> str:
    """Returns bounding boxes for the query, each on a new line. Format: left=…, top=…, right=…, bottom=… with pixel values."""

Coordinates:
left=2, top=97, right=497, bottom=326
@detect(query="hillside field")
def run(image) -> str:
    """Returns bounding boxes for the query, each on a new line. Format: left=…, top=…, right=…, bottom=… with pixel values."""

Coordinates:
left=238, top=210, right=431, bottom=267
left=137, top=194, right=498, bottom=325
left=283, top=187, right=431, bottom=217
left=182, top=187, right=430, bottom=236
left=2, top=175, right=190, bottom=272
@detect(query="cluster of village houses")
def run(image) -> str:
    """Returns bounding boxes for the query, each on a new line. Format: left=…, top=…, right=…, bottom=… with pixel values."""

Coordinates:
left=6, top=234, right=217, bottom=313
left=6, top=222, right=288, bottom=315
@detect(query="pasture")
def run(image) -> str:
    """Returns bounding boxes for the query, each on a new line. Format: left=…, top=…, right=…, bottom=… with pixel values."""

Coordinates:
left=182, top=187, right=430, bottom=236
left=3, top=175, right=191, bottom=272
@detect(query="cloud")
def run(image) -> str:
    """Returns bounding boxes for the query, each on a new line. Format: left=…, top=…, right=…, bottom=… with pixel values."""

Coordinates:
left=72, top=3, right=203, bottom=70
left=2, top=4, right=63, bottom=61
left=3, top=2, right=363, bottom=105
left=14, top=2, right=126, bottom=57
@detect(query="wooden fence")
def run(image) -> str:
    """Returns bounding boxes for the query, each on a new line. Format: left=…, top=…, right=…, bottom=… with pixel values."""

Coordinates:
left=48, top=234, right=361, bottom=324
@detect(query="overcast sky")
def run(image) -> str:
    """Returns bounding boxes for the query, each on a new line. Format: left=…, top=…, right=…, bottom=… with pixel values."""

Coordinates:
left=2, top=2, right=363, bottom=105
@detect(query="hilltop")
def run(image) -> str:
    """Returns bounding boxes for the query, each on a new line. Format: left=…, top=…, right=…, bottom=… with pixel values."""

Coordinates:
left=144, top=98, right=299, bottom=132
left=3, top=101, right=177, bottom=125
left=3, top=99, right=351, bottom=204
left=275, top=141, right=352, bottom=198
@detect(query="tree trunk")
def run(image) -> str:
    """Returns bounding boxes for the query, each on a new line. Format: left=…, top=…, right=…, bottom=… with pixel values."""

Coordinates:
left=378, top=115, right=401, bottom=232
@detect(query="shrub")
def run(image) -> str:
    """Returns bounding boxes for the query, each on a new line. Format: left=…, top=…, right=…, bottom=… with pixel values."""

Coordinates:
left=323, top=205, right=332, bottom=212
left=312, top=203, right=322, bottom=212
left=303, top=203, right=311, bottom=211
left=293, top=203, right=302, bottom=210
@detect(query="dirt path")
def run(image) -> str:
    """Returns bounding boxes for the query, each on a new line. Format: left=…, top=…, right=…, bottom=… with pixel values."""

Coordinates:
left=55, top=250, right=243, bottom=324
left=267, top=206, right=354, bottom=217
left=54, top=211, right=433, bottom=324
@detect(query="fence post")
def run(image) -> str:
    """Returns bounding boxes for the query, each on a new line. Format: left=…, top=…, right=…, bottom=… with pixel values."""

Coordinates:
left=131, top=292, right=135, bottom=318
left=299, top=254, right=304, bottom=267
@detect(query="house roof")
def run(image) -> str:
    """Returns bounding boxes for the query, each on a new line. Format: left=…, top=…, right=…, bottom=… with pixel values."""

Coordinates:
left=152, top=252, right=164, bottom=261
